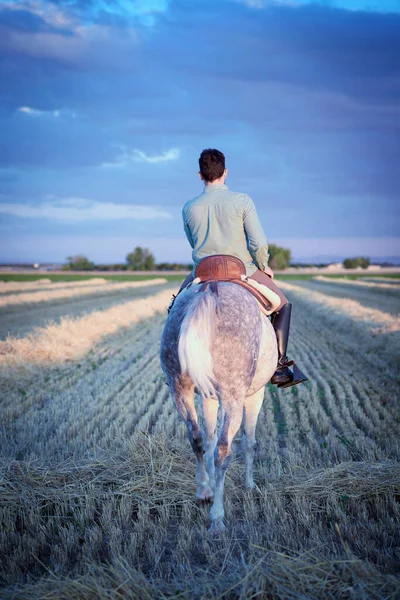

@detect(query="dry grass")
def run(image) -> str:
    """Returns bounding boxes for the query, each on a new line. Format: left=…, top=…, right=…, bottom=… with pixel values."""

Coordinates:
left=1, top=435, right=399, bottom=599
left=364, top=277, right=400, bottom=284
left=314, top=275, right=400, bottom=292
left=1, top=282, right=400, bottom=598
left=279, top=280, right=400, bottom=334
left=0, top=278, right=109, bottom=294
left=0, top=278, right=166, bottom=309
left=0, top=288, right=175, bottom=377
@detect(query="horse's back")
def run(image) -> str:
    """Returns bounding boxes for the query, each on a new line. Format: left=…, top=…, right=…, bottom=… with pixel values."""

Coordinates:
left=161, top=281, right=276, bottom=397
left=210, top=282, right=262, bottom=393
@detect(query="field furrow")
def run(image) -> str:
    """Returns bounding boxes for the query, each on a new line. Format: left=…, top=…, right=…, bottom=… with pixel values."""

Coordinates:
left=0, top=287, right=176, bottom=374
left=0, top=280, right=176, bottom=340
left=0, top=277, right=167, bottom=310
left=1, top=278, right=399, bottom=599
left=0, top=277, right=110, bottom=294
left=315, top=275, right=400, bottom=292
left=292, top=277, right=400, bottom=316
left=282, top=292, right=399, bottom=459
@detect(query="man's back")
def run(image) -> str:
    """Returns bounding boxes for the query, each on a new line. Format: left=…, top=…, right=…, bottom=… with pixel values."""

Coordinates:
left=182, top=182, right=269, bottom=276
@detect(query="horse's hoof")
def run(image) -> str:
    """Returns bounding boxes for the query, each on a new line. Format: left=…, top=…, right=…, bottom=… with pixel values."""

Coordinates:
left=208, top=520, right=226, bottom=536
left=196, top=485, right=213, bottom=504
left=196, top=495, right=213, bottom=506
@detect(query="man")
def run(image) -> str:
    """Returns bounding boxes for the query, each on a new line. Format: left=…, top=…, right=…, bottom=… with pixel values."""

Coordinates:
left=179, top=148, right=307, bottom=388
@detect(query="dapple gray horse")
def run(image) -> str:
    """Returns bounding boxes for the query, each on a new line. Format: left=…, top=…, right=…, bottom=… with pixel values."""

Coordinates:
left=160, top=281, right=278, bottom=534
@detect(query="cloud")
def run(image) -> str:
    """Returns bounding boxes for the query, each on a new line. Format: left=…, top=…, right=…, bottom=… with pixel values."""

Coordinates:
left=0, top=0, right=398, bottom=246
left=132, top=148, right=181, bottom=163
left=18, top=106, right=77, bottom=118
left=1, top=0, right=170, bottom=29
left=18, top=106, right=59, bottom=117
left=3, top=0, right=76, bottom=29
left=0, top=1, right=140, bottom=66
left=0, top=197, right=173, bottom=221
left=102, top=147, right=181, bottom=168
left=233, top=0, right=400, bottom=12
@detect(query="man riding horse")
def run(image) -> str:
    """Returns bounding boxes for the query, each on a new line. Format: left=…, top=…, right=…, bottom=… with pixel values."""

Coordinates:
left=177, top=148, right=307, bottom=388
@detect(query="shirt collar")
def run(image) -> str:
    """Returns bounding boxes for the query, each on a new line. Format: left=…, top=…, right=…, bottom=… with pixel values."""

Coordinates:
left=204, top=183, right=228, bottom=193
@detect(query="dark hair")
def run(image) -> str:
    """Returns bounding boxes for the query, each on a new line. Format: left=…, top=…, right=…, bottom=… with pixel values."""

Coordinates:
left=199, top=149, right=225, bottom=182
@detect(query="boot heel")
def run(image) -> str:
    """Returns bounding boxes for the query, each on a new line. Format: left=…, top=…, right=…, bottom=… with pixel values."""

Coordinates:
left=278, top=363, right=308, bottom=388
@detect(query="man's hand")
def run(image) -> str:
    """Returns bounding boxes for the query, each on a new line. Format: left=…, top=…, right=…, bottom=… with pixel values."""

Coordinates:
left=263, top=265, right=274, bottom=279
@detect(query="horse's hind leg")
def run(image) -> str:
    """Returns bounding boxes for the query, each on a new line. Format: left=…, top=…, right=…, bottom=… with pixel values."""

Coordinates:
left=242, top=386, right=265, bottom=489
left=173, top=378, right=213, bottom=502
left=202, top=395, right=219, bottom=492
left=209, top=395, right=244, bottom=534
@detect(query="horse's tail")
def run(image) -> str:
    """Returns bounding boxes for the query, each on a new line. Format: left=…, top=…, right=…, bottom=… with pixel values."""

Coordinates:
left=178, top=288, right=218, bottom=398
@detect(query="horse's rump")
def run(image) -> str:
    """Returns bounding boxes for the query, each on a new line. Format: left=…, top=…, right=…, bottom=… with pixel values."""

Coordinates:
left=159, top=277, right=279, bottom=533
left=161, top=282, right=262, bottom=398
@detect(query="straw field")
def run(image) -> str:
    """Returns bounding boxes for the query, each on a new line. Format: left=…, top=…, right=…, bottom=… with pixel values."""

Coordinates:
left=0, top=275, right=399, bottom=599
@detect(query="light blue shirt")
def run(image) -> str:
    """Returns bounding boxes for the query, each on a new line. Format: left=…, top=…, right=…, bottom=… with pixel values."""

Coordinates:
left=182, top=183, right=269, bottom=276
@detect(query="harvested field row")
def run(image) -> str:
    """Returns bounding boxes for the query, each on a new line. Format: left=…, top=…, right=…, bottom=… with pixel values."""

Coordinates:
left=1, top=280, right=399, bottom=598
left=279, top=278, right=400, bottom=322
left=364, top=277, right=400, bottom=285
left=0, top=288, right=176, bottom=377
left=0, top=280, right=177, bottom=341
left=315, top=275, right=400, bottom=292
left=0, top=277, right=167, bottom=309
left=309, top=278, right=399, bottom=316
left=0, top=277, right=109, bottom=294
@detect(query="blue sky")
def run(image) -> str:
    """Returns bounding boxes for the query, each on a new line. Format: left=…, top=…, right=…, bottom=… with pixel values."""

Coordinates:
left=0, top=0, right=399, bottom=264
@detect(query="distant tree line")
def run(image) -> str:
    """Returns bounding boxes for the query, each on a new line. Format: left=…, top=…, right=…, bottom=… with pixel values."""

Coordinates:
left=343, top=257, right=370, bottom=269
left=268, top=244, right=291, bottom=270
left=63, top=243, right=293, bottom=272
left=62, top=250, right=373, bottom=272
left=63, top=244, right=295, bottom=272
left=63, top=248, right=193, bottom=272
left=63, top=255, right=95, bottom=271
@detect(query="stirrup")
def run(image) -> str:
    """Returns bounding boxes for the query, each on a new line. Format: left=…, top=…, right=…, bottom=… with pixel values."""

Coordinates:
left=277, top=362, right=308, bottom=388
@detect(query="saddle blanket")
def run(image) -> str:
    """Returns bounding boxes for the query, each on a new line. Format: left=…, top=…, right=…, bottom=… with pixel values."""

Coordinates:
left=188, top=275, right=281, bottom=316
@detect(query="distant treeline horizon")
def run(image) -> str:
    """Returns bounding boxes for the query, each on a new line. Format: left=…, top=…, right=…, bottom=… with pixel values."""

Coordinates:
left=2, top=245, right=398, bottom=272
left=2, top=251, right=398, bottom=272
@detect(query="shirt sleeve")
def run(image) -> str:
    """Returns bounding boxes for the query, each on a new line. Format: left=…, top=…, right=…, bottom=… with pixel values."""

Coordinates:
left=243, top=195, right=269, bottom=270
left=182, top=207, right=195, bottom=248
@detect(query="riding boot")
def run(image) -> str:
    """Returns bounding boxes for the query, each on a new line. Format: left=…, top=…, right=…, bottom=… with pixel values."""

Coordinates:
left=270, top=303, right=308, bottom=388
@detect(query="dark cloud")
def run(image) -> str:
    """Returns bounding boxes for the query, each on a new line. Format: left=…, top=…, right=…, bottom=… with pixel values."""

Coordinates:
left=0, top=7, right=67, bottom=33
left=0, top=0, right=399, bottom=250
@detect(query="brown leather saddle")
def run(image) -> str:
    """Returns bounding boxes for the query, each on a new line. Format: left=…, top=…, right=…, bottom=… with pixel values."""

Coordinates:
left=193, top=254, right=273, bottom=313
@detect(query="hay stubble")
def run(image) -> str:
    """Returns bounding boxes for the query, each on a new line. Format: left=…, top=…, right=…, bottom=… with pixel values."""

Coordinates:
left=0, top=278, right=399, bottom=599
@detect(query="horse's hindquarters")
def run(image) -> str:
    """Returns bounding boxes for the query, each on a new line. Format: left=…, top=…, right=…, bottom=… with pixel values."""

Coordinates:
left=247, top=314, right=278, bottom=396
left=160, top=282, right=279, bottom=533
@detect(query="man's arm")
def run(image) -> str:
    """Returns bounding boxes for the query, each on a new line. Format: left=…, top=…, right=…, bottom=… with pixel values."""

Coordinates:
left=243, top=195, right=270, bottom=271
left=182, top=208, right=195, bottom=248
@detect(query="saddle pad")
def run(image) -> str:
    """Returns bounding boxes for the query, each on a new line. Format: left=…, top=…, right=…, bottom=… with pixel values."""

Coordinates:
left=239, top=275, right=281, bottom=315
left=189, top=276, right=280, bottom=316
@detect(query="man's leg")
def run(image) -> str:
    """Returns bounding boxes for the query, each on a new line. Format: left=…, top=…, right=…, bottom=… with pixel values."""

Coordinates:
left=248, top=268, right=288, bottom=311
left=248, top=269, right=308, bottom=388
